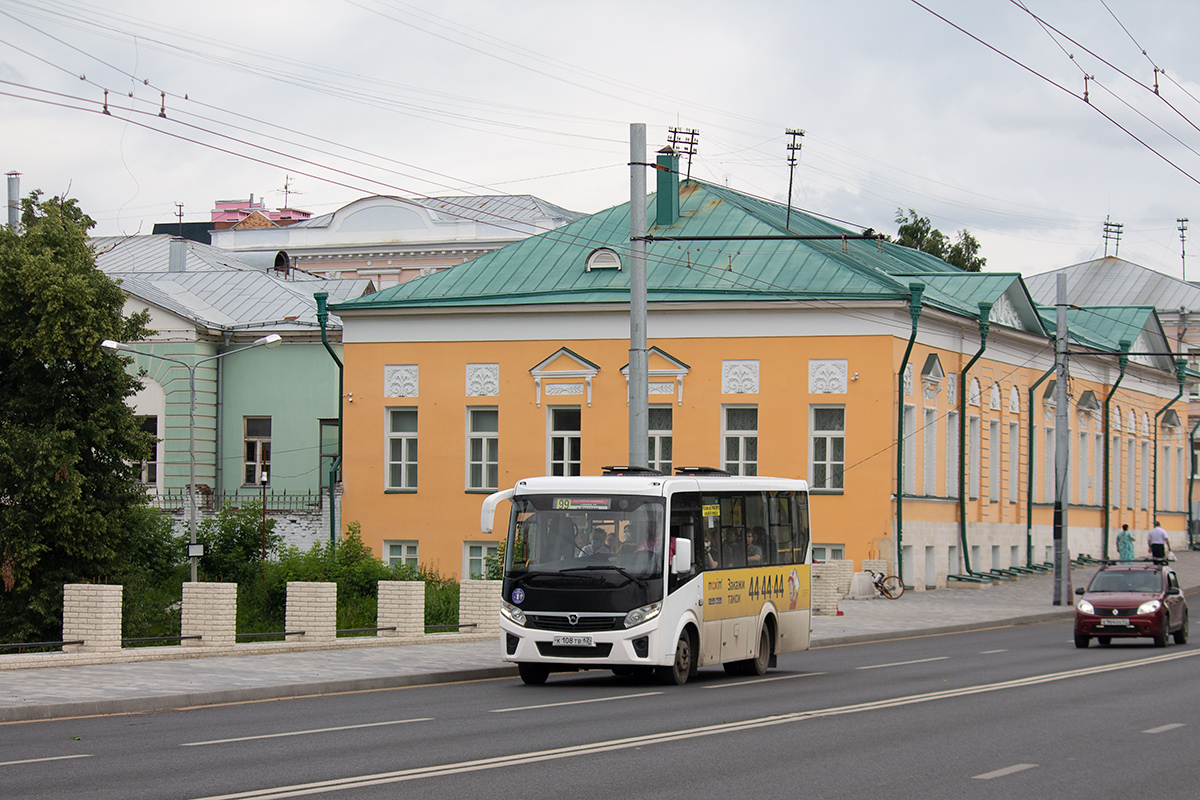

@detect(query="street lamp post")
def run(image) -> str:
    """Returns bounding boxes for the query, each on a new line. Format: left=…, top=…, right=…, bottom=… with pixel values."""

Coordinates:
left=260, top=469, right=269, bottom=585
left=102, top=334, right=283, bottom=581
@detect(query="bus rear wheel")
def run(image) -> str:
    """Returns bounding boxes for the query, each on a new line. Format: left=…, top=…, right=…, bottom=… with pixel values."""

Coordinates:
left=657, top=631, right=693, bottom=685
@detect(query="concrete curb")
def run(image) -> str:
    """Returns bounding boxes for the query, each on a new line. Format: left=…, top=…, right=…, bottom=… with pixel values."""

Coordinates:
left=0, top=666, right=520, bottom=723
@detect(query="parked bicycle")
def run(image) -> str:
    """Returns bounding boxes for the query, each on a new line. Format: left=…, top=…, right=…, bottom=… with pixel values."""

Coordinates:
left=867, top=570, right=905, bottom=599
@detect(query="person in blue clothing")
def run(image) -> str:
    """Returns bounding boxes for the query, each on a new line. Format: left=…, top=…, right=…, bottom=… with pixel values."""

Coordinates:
left=1116, top=523, right=1135, bottom=564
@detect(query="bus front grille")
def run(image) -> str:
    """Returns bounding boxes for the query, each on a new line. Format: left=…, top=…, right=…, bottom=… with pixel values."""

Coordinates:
left=526, top=614, right=622, bottom=632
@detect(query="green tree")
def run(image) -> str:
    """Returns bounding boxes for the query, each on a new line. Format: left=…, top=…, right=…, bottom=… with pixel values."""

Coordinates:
left=892, top=208, right=986, bottom=272
left=0, top=192, right=162, bottom=642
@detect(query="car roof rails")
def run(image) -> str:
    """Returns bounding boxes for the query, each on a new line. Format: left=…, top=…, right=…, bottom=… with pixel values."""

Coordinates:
left=673, top=466, right=733, bottom=476
left=601, top=465, right=664, bottom=476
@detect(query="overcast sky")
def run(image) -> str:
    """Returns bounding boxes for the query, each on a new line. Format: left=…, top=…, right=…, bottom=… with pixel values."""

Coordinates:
left=3, top=0, right=1200, bottom=278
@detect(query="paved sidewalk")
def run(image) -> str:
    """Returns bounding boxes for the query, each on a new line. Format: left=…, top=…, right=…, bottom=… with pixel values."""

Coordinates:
left=2, top=551, right=1195, bottom=723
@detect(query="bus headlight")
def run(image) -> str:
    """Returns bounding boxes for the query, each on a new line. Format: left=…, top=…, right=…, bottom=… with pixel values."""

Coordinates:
left=624, top=602, right=661, bottom=628
left=501, top=602, right=527, bottom=626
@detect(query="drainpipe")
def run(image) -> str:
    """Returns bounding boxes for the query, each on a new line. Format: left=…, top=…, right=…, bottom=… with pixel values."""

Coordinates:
left=1189, top=414, right=1200, bottom=549
left=1152, top=357, right=1188, bottom=519
left=894, top=283, right=924, bottom=583
left=1025, top=365, right=1056, bottom=567
left=958, top=302, right=992, bottom=575
left=315, top=292, right=343, bottom=550
left=1101, top=340, right=1131, bottom=560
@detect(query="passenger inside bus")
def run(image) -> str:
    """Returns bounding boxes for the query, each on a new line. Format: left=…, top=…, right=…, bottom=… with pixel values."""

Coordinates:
left=746, top=527, right=765, bottom=565
left=703, top=530, right=720, bottom=570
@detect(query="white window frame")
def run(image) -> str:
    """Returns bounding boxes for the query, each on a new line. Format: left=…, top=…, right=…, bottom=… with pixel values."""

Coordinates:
left=1140, top=441, right=1150, bottom=509
left=723, top=405, right=759, bottom=477
left=1008, top=421, right=1019, bottom=503
left=923, top=407, right=937, bottom=496
left=648, top=405, right=673, bottom=475
left=903, top=404, right=916, bottom=494
left=968, top=415, right=980, bottom=499
left=386, top=407, right=418, bottom=490
left=466, top=407, right=499, bottom=492
left=989, top=419, right=1000, bottom=502
left=946, top=410, right=959, bottom=498
left=1044, top=426, right=1055, bottom=504
left=384, top=540, right=419, bottom=569
left=1078, top=430, right=1090, bottom=505
left=463, top=541, right=498, bottom=579
left=809, top=405, right=844, bottom=492
left=1127, top=438, right=1136, bottom=509
left=811, top=544, right=845, bottom=561
left=244, top=416, right=271, bottom=486
left=548, top=406, right=582, bottom=477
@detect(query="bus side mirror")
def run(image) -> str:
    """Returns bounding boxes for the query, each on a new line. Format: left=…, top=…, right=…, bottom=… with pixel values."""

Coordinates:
left=671, top=538, right=693, bottom=574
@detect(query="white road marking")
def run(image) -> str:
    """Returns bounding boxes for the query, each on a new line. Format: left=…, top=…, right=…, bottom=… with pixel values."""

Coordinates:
left=1143, top=723, right=1185, bottom=734
left=490, top=691, right=661, bottom=713
left=856, top=656, right=949, bottom=670
left=0, top=754, right=93, bottom=767
left=980, top=649, right=1008, bottom=654
left=186, top=649, right=1200, bottom=800
left=973, top=763, right=1038, bottom=780
left=703, top=672, right=827, bottom=689
left=180, top=718, right=431, bottom=746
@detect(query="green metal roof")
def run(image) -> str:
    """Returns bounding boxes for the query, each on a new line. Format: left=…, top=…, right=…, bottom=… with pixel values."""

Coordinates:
left=1035, top=305, right=1178, bottom=368
left=333, top=180, right=966, bottom=313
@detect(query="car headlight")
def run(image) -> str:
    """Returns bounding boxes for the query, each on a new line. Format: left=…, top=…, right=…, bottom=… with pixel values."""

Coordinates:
left=624, top=602, right=661, bottom=628
left=1077, top=599, right=1094, bottom=615
left=501, top=601, right=526, bottom=626
left=1137, top=599, right=1162, bottom=615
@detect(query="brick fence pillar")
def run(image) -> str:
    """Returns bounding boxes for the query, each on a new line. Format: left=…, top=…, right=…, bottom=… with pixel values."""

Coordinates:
left=62, top=584, right=123, bottom=653
left=377, top=581, right=425, bottom=638
left=285, top=581, right=337, bottom=643
left=181, top=582, right=237, bottom=647
left=458, top=579, right=502, bottom=635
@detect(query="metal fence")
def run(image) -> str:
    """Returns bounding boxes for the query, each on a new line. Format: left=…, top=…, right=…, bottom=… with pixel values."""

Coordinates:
left=147, top=488, right=327, bottom=514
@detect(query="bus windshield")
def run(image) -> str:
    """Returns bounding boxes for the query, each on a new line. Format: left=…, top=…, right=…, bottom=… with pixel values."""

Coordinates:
left=505, top=494, right=666, bottom=585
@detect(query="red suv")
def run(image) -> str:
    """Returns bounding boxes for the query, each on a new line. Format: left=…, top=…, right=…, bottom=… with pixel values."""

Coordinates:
left=1074, top=561, right=1188, bottom=648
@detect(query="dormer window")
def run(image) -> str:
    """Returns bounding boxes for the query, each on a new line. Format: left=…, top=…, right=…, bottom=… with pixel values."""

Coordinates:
left=586, top=248, right=622, bottom=271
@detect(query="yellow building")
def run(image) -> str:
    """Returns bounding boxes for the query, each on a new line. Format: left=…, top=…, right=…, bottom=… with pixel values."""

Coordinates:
left=332, top=157, right=1191, bottom=585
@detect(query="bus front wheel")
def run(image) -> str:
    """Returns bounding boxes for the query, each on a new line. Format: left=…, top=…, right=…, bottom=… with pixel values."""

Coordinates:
left=657, top=631, right=693, bottom=685
left=518, top=663, right=550, bottom=685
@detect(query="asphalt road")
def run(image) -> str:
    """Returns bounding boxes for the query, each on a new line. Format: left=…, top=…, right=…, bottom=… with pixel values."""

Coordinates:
left=4, top=621, right=1198, bottom=800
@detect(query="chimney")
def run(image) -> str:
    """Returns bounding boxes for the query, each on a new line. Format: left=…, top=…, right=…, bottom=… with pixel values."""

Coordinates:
left=168, top=238, right=187, bottom=272
left=655, top=146, right=679, bottom=227
left=6, top=171, right=19, bottom=230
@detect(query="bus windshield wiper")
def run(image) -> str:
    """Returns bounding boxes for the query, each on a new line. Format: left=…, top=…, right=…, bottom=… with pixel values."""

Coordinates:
left=560, top=565, right=649, bottom=588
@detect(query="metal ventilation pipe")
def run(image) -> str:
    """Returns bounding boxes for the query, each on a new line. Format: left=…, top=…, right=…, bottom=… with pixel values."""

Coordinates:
left=6, top=171, right=19, bottom=230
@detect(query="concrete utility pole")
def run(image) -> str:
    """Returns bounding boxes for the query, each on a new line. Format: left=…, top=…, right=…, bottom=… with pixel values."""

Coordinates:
left=628, top=123, right=649, bottom=467
left=1052, top=273, right=1073, bottom=605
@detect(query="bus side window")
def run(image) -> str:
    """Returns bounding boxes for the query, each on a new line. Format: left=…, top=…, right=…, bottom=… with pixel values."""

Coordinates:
left=794, top=492, right=811, bottom=563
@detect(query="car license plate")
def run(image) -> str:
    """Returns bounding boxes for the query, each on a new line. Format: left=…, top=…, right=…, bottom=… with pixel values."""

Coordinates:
left=1101, top=617, right=1133, bottom=626
left=553, top=635, right=594, bottom=647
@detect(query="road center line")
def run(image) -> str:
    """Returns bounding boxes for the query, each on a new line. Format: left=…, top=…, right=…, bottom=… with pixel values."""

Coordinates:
left=186, top=649, right=1200, bottom=800
left=973, top=763, right=1038, bottom=780
left=180, top=718, right=431, bottom=746
left=0, top=754, right=93, bottom=767
left=1143, top=723, right=1185, bottom=734
left=856, top=656, right=949, bottom=670
left=703, top=672, right=826, bottom=689
left=980, top=649, right=1008, bottom=654
left=490, top=691, right=661, bottom=713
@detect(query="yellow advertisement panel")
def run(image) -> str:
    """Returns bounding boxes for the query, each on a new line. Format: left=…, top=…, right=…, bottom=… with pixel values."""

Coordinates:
left=702, top=564, right=811, bottom=622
